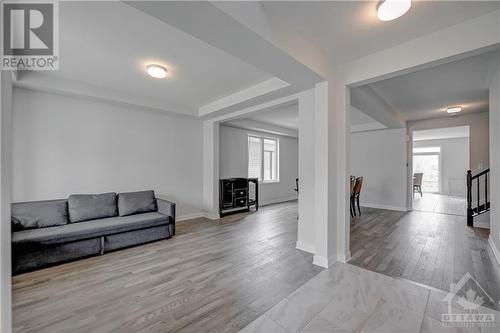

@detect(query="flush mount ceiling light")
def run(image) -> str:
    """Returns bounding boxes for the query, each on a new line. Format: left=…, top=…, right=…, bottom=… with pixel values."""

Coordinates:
left=377, top=0, right=411, bottom=21
left=147, top=64, right=167, bottom=79
left=446, top=106, right=462, bottom=114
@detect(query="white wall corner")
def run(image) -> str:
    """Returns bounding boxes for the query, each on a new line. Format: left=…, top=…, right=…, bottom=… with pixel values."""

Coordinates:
left=488, top=236, right=500, bottom=268
left=296, top=241, right=315, bottom=254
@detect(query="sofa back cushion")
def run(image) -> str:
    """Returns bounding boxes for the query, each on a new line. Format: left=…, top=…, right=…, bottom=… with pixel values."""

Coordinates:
left=68, top=192, right=118, bottom=223
left=118, top=190, right=157, bottom=216
left=12, top=199, right=69, bottom=231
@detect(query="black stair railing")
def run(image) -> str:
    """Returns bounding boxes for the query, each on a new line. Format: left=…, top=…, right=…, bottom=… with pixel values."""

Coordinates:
left=467, top=168, right=490, bottom=226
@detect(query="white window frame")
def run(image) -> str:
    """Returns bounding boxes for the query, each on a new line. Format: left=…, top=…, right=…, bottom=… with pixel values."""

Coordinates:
left=248, top=134, right=280, bottom=184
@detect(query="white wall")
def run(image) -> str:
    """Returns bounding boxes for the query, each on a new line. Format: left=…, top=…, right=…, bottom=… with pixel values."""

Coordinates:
left=12, top=88, right=204, bottom=218
left=350, top=128, right=407, bottom=211
left=1, top=72, right=13, bottom=333
left=489, top=60, right=500, bottom=264
left=413, top=137, right=469, bottom=196
left=219, top=125, right=298, bottom=206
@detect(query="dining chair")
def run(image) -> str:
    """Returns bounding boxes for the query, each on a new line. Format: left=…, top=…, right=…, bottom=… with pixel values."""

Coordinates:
left=413, top=173, right=423, bottom=197
left=350, top=176, right=356, bottom=217
left=351, top=177, right=363, bottom=216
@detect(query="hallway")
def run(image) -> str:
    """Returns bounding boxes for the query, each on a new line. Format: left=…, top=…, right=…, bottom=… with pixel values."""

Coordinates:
left=349, top=207, right=500, bottom=310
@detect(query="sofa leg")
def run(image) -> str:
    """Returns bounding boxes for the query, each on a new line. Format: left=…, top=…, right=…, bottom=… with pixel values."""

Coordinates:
left=100, top=236, right=105, bottom=255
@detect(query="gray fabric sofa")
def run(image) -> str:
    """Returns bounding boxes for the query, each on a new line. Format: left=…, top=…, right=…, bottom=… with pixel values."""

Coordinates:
left=11, top=190, right=175, bottom=274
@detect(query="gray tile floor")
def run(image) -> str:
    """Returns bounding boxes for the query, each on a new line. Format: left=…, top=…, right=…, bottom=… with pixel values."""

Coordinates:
left=241, top=262, right=500, bottom=333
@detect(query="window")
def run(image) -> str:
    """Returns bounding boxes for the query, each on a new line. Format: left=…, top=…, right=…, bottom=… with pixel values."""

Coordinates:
left=248, top=135, right=279, bottom=182
left=413, top=146, right=440, bottom=193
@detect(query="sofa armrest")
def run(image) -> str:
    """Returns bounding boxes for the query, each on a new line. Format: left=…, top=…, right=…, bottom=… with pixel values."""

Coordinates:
left=157, top=198, right=176, bottom=235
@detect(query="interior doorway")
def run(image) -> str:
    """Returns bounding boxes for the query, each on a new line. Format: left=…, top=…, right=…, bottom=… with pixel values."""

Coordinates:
left=412, top=126, right=469, bottom=216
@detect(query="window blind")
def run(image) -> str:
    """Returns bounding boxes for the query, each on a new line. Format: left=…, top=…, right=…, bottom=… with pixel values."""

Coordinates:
left=248, top=136, right=262, bottom=180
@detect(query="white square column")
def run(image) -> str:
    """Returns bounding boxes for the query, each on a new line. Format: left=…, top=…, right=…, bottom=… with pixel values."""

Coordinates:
left=202, top=120, right=220, bottom=220
left=297, top=88, right=316, bottom=253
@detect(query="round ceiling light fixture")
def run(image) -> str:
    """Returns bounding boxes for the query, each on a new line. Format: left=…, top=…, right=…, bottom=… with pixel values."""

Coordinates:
left=377, top=0, right=411, bottom=21
left=446, top=106, right=462, bottom=114
left=147, top=64, right=167, bottom=79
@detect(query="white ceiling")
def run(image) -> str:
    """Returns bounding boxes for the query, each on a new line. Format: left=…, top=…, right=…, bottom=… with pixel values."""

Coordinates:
left=263, top=1, right=500, bottom=65
left=413, top=126, right=470, bottom=141
left=50, top=1, right=271, bottom=113
left=248, top=104, right=299, bottom=130
left=362, top=50, right=499, bottom=121
left=18, top=1, right=499, bottom=121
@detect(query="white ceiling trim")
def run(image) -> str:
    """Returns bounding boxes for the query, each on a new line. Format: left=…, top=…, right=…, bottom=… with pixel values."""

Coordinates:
left=413, top=126, right=470, bottom=141
left=199, top=77, right=289, bottom=117
left=350, top=85, right=405, bottom=128
left=213, top=1, right=333, bottom=79
left=223, top=119, right=298, bottom=138
left=211, top=92, right=300, bottom=123
left=350, top=122, right=387, bottom=133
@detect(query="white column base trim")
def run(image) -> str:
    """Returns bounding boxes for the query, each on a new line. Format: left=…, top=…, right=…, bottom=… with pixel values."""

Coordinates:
left=312, top=254, right=338, bottom=268
left=360, top=203, right=408, bottom=212
left=296, top=241, right=315, bottom=254
left=337, top=251, right=351, bottom=263
left=488, top=237, right=500, bottom=268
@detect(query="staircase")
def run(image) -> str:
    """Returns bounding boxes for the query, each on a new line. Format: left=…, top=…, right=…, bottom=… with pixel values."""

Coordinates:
left=467, top=169, right=490, bottom=227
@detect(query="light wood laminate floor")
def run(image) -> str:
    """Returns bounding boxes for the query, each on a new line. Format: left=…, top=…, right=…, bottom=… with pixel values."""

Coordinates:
left=349, top=207, right=500, bottom=310
left=12, top=201, right=322, bottom=333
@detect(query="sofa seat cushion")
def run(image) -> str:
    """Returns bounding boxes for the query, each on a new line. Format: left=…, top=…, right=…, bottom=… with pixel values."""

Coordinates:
left=12, top=212, right=170, bottom=245
left=11, top=199, right=69, bottom=231
left=68, top=192, right=118, bottom=223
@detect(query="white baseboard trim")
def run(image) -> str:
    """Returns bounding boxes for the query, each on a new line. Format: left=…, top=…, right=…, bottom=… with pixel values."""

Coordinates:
left=361, top=203, right=408, bottom=212
left=488, top=237, right=500, bottom=268
left=259, top=197, right=298, bottom=207
left=312, top=254, right=337, bottom=268
left=177, top=213, right=206, bottom=221
left=204, top=212, right=220, bottom=220
left=178, top=198, right=297, bottom=222
left=296, top=241, right=315, bottom=254
left=177, top=212, right=220, bottom=221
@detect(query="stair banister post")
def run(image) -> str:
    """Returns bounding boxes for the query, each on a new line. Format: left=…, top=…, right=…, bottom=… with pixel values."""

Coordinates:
left=467, top=170, right=473, bottom=226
